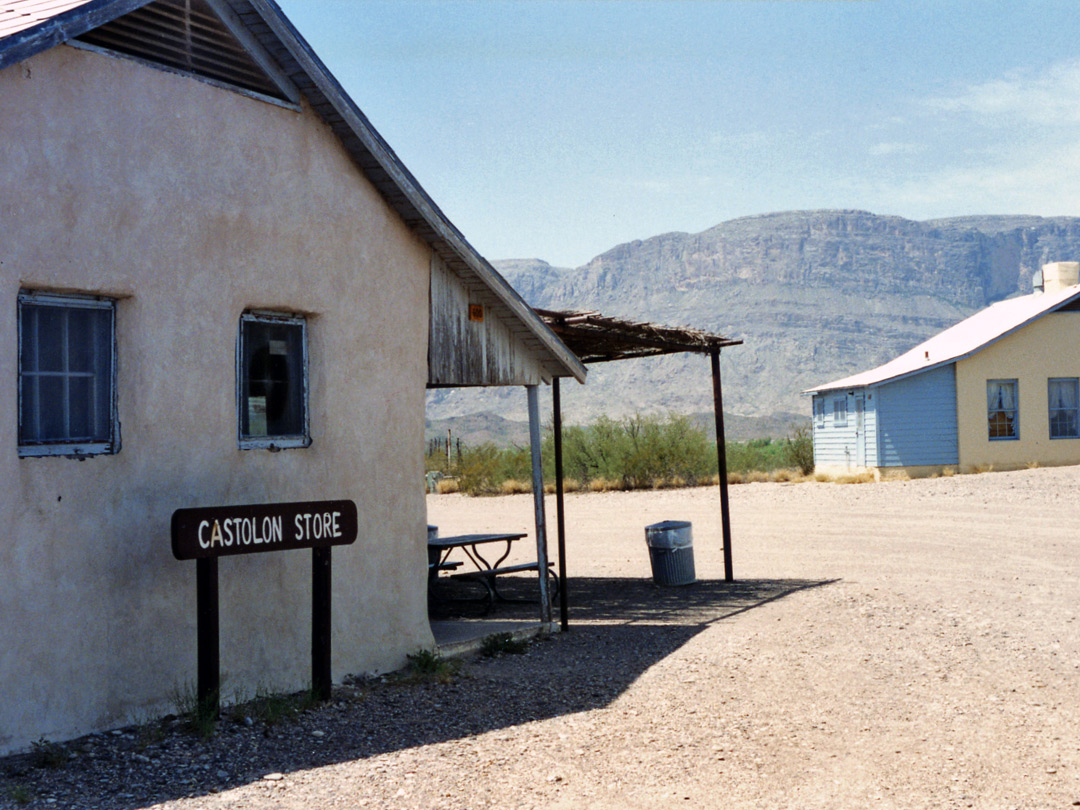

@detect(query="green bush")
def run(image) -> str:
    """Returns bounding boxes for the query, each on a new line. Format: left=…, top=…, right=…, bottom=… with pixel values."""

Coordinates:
left=783, top=423, right=815, bottom=475
left=429, top=413, right=810, bottom=495
left=725, top=437, right=786, bottom=473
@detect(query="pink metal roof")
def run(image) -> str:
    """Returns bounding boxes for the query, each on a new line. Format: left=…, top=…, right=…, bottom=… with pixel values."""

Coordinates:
left=805, top=284, right=1080, bottom=394
left=0, top=1, right=95, bottom=39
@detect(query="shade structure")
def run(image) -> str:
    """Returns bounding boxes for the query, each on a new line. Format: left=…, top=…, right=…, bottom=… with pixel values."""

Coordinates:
left=538, top=309, right=743, bottom=631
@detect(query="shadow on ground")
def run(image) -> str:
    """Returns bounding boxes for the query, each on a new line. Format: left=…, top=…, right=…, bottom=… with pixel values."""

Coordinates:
left=0, top=577, right=835, bottom=810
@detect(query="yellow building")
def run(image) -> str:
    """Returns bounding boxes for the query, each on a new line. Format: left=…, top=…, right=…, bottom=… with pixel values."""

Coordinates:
left=806, top=262, right=1080, bottom=477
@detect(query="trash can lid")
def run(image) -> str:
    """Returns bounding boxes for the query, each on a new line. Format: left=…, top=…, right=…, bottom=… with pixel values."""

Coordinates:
left=645, top=520, right=691, bottom=531
left=644, top=520, right=693, bottom=548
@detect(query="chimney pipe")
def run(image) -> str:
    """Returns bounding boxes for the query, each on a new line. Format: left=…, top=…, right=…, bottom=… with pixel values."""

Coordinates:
left=1041, top=261, right=1080, bottom=294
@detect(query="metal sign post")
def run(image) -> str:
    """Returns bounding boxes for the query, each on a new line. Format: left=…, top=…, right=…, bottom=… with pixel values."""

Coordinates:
left=172, top=500, right=358, bottom=716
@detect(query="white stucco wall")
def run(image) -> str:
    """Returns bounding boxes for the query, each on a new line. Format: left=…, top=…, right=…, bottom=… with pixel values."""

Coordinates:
left=0, top=44, right=433, bottom=752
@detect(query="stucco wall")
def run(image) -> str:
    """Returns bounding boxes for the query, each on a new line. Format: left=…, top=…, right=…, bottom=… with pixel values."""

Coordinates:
left=0, top=44, right=433, bottom=751
left=956, top=312, right=1080, bottom=471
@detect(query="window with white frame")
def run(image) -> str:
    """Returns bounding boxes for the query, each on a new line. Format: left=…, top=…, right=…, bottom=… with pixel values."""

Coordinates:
left=987, top=379, right=1019, bottom=440
left=814, top=398, right=825, bottom=426
left=18, top=292, right=118, bottom=456
left=238, top=312, right=309, bottom=449
left=1048, top=378, right=1079, bottom=439
left=833, top=396, right=847, bottom=427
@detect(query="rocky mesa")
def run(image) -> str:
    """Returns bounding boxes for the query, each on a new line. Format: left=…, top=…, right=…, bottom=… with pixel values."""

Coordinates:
left=427, top=210, right=1080, bottom=437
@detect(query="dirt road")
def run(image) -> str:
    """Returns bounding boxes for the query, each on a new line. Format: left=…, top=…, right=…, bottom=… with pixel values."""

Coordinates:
left=9, top=467, right=1080, bottom=809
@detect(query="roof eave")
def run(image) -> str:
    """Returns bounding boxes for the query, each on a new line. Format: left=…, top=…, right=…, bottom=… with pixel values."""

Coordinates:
left=246, top=0, right=587, bottom=384
left=0, top=0, right=150, bottom=71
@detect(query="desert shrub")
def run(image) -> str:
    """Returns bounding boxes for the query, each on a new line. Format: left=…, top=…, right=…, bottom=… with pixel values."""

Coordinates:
left=783, top=423, right=815, bottom=475
left=433, top=413, right=820, bottom=495
left=725, top=437, right=787, bottom=474
left=546, top=413, right=715, bottom=490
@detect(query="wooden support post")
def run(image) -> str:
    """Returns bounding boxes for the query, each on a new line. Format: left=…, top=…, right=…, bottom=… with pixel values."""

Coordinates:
left=196, top=557, right=220, bottom=718
left=526, top=385, right=552, bottom=625
left=312, top=547, right=332, bottom=701
left=711, top=349, right=734, bottom=581
left=553, top=377, right=569, bottom=632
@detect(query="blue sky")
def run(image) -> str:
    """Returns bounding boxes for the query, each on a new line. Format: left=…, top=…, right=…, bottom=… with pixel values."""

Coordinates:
left=278, top=0, right=1080, bottom=268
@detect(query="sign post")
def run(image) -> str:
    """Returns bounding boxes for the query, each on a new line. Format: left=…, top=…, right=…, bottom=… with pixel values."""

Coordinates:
left=171, top=500, right=358, bottom=716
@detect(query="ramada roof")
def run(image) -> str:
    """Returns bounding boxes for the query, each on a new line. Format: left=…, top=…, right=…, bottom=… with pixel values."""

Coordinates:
left=805, top=284, right=1080, bottom=395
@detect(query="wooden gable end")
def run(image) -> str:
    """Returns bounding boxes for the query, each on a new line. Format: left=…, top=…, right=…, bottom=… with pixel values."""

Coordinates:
left=428, top=252, right=548, bottom=387
left=73, top=0, right=298, bottom=104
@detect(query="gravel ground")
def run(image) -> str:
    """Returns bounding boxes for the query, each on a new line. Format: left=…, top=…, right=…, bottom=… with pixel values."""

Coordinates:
left=4, top=466, right=1080, bottom=809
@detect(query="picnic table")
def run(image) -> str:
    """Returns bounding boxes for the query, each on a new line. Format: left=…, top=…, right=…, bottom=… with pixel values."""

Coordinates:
left=427, top=532, right=556, bottom=609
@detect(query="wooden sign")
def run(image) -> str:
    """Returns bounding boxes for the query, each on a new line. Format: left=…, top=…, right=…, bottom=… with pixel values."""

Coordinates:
left=468, top=303, right=484, bottom=322
left=171, top=500, right=357, bottom=560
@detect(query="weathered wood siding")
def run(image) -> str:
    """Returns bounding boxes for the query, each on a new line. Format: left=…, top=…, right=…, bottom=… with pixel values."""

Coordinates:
left=875, top=364, right=959, bottom=467
left=428, top=252, right=547, bottom=386
left=812, top=389, right=876, bottom=468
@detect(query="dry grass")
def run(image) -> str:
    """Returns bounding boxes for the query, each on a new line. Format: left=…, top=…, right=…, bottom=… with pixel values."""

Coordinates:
left=834, top=472, right=876, bottom=485
left=653, top=476, right=688, bottom=490
left=940, top=467, right=957, bottom=477
left=588, top=477, right=622, bottom=492
left=769, top=468, right=801, bottom=483
left=1025, top=460, right=1041, bottom=470
left=500, top=479, right=531, bottom=495
left=543, top=479, right=584, bottom=494
left=436, top=478, right=460, bottom=494
left=973, top=464, right=996, bottom=475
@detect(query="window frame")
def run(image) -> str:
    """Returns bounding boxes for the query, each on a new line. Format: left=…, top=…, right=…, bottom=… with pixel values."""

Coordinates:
left=236, top=310, right=311, bottom=451
left=814, top=398, right=825, bottom=427
left=1048, top=377, right=1080, bottom=440
left=833, top=396, right=848, bottom=428
left=987, top=378, right=1019, bottom=441
left=17, top=290, right=119, bottom=458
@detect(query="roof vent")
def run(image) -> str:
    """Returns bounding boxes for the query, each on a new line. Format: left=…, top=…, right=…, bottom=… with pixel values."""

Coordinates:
left=1041, top=262, right=1080, bottom=295
left=74, top=0, right=290, bottom=101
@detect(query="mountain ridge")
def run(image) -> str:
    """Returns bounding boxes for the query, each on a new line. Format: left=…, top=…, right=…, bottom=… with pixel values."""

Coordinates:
left=427, top=210, right=1080, bottom=432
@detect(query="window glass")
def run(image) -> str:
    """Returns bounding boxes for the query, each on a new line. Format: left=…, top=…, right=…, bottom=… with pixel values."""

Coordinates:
left=239, top=313, right=308, bottom=447
left=814, top=398, right=825, bottom=426
left=18, top=294, right=116, bottom=454
left=1048, top=378, right=1079, bottom=439
left=833, top=397, right=847, bottom=427
left=987, top=379, right=1019, bottom=440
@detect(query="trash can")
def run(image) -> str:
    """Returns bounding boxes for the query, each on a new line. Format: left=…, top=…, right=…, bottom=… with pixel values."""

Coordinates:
left=645, top=520, right=696, bottom=586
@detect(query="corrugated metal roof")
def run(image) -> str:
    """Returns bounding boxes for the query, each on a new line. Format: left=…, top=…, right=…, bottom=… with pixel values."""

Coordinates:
left=805, top=284, right=1080, bottom=394
left=0, top=0, right=94, bottom=38
left=0, top=0, right=587, bottom=384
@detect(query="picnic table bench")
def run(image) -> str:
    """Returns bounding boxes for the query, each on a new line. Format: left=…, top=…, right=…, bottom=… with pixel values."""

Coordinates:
left=428, top=532, right=557, bottom=609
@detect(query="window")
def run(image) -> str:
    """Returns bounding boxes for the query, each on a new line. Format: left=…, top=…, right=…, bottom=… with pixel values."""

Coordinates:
left=833, top=397, right=847, bottom=427
left=814, top=398, right=825, bottom=426
left=238, top=312, right=309, bottom=449
left=1048, top=378, right=1079, bottom=439
left=18, top=292, right=117, bottom=456
left=987, top=379, right=1018, bottom=440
